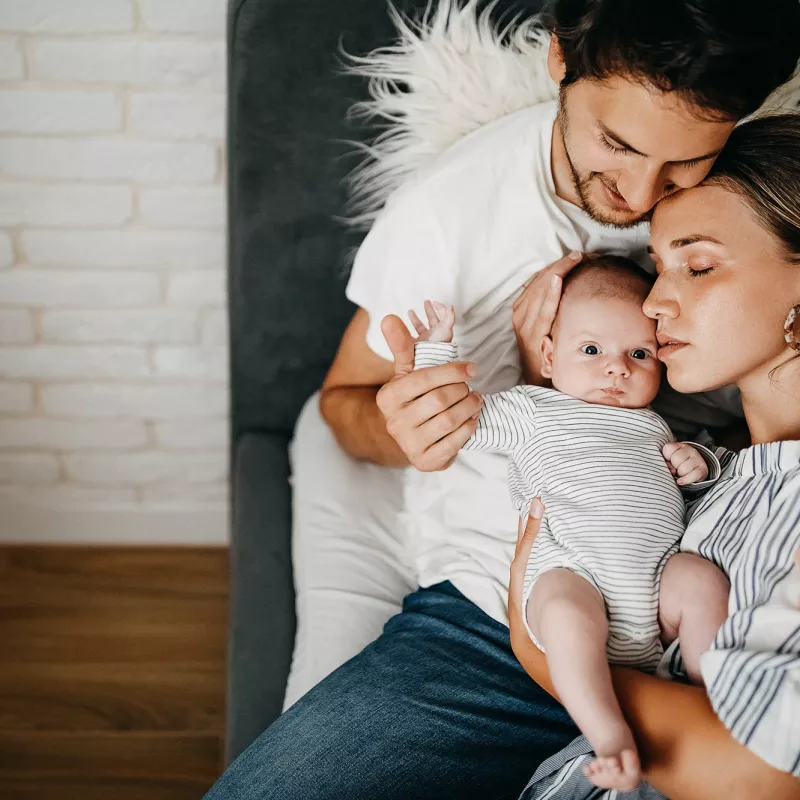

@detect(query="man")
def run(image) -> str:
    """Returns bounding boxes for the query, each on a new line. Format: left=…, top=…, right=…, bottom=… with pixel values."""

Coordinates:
left=206, top=1, right=800, bottom=797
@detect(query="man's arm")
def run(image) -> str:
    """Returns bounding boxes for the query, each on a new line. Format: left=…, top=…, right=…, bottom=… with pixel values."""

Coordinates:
left=509, top=507, right=800, bottom=800
left=320, top=308, right=405, bottom=466
left=320, top=308, right=482, bottom=468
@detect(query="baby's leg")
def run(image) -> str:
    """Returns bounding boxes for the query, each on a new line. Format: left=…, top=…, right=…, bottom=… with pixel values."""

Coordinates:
left=658, top=552, right=730, bottom=685
left=528, top=569, right=640, bottom=792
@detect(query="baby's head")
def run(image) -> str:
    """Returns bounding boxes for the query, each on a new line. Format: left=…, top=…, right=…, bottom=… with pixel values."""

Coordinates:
left=541, top=255, right=661, bottom=409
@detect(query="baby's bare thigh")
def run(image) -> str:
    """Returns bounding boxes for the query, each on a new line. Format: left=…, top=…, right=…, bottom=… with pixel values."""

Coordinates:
left=658, top=552, right=729, bottom=643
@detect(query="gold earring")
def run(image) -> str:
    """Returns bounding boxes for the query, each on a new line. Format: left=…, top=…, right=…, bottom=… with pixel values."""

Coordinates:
left=785, top=305, right=800, bottom=352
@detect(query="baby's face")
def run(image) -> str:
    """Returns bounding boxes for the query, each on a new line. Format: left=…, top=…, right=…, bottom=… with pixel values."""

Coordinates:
left=543, top=293, right=662, bottom=409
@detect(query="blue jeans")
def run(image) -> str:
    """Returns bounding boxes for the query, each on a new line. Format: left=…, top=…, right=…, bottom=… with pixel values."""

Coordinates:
left=205, top=582, right=577, bottom=800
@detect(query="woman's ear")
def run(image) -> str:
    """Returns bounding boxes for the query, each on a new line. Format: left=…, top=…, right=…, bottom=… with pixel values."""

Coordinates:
left=547, top=36, right=566, bottom=85
left=541, top=335, right=555, bottom=379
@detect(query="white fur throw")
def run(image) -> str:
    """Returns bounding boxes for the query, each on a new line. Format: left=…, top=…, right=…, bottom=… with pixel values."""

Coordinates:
left=344, top=0, right=554, bottom=228
left=344, top=0, right=800, bottom=228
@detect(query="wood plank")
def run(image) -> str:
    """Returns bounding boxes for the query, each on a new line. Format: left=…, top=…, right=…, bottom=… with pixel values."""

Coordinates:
left=2, top=602, right=227, bottom=663
left=0, top=546, right=229, bottom=797
left=0, top=776, right=217, bottom=800
left=0, top=662, right=225, bottom=732
left=0, top=732, right=221, bottom=799
left=0, top=546, right=228, bottom=608
left=1, top=547, right=228, bottom=664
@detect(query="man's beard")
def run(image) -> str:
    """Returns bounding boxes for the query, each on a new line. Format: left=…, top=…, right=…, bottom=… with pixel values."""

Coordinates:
left=558, top=108, right=651, bottom=229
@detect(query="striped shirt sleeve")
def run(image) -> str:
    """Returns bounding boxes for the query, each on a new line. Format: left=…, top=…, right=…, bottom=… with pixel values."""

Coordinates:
left=701, top=598, right=800, bottom=775
left=413, top=341, right=537, bottom=455
left=698, top=464, right=800, bottom=776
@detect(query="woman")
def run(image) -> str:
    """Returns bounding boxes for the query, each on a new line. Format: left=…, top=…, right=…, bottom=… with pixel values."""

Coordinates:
left=510, top=113, right=800, bottom=799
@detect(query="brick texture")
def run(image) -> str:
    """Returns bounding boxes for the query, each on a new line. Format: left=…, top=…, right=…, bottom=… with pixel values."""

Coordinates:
left=0, top=183, right=133, bottom=227
left=0, top=91, right=122, bottom=133
left=0, top=2, right=230, bottom=534
left=0, top=0, right=134, bottom=34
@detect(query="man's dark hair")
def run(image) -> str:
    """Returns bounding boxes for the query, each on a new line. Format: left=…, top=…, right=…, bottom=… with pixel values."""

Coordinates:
left=544, top=0, right=800, bottom=121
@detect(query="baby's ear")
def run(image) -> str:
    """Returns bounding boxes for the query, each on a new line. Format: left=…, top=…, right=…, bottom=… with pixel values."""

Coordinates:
left=540, top=335, right=554, bottom=378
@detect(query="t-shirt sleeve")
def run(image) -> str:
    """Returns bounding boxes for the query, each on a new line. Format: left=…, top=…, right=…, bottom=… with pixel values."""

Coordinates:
left=345, top=188, right=456, bottom=362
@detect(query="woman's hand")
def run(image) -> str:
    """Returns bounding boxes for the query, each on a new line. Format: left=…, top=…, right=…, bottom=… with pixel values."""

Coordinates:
left=508, top=499, right=558, bottom=698
left=512, top=252, right=583, bottom=385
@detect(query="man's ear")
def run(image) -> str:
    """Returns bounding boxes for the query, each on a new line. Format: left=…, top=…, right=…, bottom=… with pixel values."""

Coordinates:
left=541, top=335, right=555, bottom=379
left=547, top=36, right=566, bottom=85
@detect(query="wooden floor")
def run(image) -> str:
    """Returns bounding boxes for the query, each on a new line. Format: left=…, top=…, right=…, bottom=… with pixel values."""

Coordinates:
left=0, top=546, right=228, bottom=800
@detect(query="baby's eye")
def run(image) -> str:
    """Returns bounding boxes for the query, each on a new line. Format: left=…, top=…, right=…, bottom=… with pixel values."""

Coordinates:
left=631, top=349, right=649, bottom=360
left=581, top=345, right=600, bottom=356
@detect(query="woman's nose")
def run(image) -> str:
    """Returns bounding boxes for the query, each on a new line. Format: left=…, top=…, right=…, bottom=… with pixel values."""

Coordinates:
left=643, top=281, right=679, bottom=320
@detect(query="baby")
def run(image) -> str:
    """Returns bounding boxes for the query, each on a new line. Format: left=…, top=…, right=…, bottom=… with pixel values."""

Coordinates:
left=411, top=256, right=729, bottom=792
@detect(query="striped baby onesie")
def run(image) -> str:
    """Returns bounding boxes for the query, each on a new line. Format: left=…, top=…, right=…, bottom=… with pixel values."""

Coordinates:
left=415, top=341, right=718, bottom=671
left=519, top=440, right=800, bottom=799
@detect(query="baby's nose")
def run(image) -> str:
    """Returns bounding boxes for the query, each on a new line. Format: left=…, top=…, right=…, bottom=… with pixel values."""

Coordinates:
left=605, top=357, right=630, bottom=377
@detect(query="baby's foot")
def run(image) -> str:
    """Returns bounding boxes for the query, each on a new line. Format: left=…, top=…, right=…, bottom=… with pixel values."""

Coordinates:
left=584, top=748, right=641, bottom=793
left=409, top=300, right=455, bottom=343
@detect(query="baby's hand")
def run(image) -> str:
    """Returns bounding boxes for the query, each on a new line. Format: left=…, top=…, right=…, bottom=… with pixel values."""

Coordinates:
left=662, top=442, right=708, bottom=486
left=408, top=300, right=456, bottom=343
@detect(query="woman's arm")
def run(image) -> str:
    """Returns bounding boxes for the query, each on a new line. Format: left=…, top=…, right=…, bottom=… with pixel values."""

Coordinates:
left=509, top=504, right=800, bottom=800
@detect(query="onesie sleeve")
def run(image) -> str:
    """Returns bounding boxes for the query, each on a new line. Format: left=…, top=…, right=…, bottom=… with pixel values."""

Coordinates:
left=413, top=341, right=537, bottom=456
left=677, top=441, right=722, bottom=500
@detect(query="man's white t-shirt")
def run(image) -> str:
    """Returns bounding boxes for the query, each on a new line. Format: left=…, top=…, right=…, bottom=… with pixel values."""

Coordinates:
left=345, top=100, right=740, bottom=625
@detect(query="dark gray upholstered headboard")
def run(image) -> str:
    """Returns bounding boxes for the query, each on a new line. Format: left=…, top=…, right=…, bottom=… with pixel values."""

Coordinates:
left=226, top=0, right=548, bottom=761
left=228, top=0, right=550, bottom=441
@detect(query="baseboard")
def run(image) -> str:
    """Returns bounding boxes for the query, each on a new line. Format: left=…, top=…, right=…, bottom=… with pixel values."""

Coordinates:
left=0, top=502, right=229, bottom=545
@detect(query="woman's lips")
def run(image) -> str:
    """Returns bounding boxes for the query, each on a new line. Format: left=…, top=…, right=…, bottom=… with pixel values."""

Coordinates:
left=657, top=340, right=689, bottom=361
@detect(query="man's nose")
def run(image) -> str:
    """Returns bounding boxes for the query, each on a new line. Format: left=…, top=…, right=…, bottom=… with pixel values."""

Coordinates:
left=618, top=163, right=667, bottom=213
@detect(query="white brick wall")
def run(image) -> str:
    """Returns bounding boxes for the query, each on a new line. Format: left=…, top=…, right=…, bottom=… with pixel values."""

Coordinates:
left=0, top=1, right=230, bottom=541
left=32, top=40, right=226, bottom=88
left=0, top=184, right=133, bottom=226
left=0, top=37, right=24, bottom=79
left=0, top=138, right=217, bottom=181
left=0, top=0, right=134, bottom=34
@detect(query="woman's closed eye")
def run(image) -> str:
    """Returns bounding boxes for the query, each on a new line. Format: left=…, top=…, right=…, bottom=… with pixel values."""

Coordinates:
left=687, top=258, right=716, bottom=278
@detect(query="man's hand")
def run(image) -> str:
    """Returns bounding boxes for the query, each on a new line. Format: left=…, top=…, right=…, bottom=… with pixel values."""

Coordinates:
left=512, top=251, right=583, bottom=385
left=376, top=314, right=483, bottom=472
left=663, top=442, right=708, bottom=486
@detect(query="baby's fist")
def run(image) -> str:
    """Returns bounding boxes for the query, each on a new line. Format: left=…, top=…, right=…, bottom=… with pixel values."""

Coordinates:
left=408, top=300, right=455, bottom=343
left=663, top=442, right=708, bottom=486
